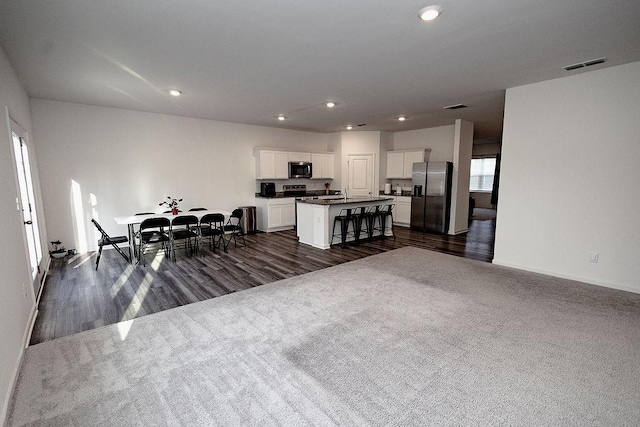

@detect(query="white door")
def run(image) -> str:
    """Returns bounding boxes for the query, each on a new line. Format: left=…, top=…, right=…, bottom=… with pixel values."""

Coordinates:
left=348, top=154, right=374, bottom=197
left=11, top=120, right=43, bottom=292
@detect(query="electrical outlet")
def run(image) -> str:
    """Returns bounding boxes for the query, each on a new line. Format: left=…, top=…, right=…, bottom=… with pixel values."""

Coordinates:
left=22, top=283, right=27, bottom=298
left=588, top=252, right=599, bottom=263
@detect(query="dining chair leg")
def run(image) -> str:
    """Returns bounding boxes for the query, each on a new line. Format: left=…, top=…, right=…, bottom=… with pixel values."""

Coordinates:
left=95, top=244, right=104, bottom=270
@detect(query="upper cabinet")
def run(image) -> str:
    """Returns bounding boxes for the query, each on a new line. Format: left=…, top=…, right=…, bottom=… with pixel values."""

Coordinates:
left=289, top=152, right=311, bottom=163
left=254, top=149, right=333, bottom=180
left=311, top=153, right=334, bottom=179
left=386, top=149, right=431, bottom=179
left=255, top=150, right=289, bottom=179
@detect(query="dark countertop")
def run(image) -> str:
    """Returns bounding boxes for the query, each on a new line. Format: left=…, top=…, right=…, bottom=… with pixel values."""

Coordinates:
left=255, top=190, right=342, bottom=199
left=297, top=196, right=394, bottom=206
left=379, top=190, right=412, bottom=197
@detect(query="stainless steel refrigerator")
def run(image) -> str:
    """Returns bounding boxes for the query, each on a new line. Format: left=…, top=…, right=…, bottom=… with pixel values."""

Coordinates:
left=410, top=162, right=453, bottom=233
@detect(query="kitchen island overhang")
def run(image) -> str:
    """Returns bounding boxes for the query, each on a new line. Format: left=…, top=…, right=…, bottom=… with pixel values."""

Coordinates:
left=296, top=196, right=395, bottom=249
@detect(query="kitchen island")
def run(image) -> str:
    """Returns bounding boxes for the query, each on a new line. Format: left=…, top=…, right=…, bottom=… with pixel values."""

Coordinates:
left=296, top=196, right=394, bottom=249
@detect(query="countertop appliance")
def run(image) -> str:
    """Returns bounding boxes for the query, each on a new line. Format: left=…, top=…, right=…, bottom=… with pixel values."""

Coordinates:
left=411, top=161, right=453, bottom=233
left=260, top=182, right=276, bottom=197
left=289, top=162, right=312, bottom=179
left=384, top=183, right=391, bottom=194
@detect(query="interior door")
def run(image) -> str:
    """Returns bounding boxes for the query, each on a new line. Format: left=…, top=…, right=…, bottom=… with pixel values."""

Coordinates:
left=11, top=119, right=43, bottom=293
left=348, top=154, right=374, bottom=197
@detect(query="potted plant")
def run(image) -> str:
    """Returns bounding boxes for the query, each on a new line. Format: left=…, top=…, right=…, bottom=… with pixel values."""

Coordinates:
left=50, top=240, right=67, bottom=258
left=159, top=196, right=183, bottom=215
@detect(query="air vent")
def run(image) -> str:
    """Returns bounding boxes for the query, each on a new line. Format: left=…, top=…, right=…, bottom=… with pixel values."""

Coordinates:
left=443, top=104, right=468, bottom=110
left=563, top=57, right=606, bottom=71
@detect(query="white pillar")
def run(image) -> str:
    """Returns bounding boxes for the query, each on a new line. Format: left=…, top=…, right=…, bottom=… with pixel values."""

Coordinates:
left=448, top=119, right=474, bottom=235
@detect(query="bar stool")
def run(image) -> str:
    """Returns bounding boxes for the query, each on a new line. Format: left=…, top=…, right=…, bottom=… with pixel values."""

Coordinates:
left=351, top=206, right=370, bottom=244
left=364, top=205, right=385, bottom=241
left=377, top=204, right=396, bottom=240
left=332, top=209, right=357, bottom=248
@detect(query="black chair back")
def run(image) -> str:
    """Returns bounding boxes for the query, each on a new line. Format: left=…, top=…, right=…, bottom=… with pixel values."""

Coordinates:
left=230, top=208, right=243, bottom=220
left=91, top=218, right=109, bottom=239
left=171, top=215, right=198, bottom=227
left=188, top=207, right=207, bottom=212
left=140, top=217, right=170, bottom=231
left=201, top=213, right=225, bottom=225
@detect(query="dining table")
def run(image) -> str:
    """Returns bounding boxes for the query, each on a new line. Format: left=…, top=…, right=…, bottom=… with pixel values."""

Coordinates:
left=114, top=210, right=232, bottom=263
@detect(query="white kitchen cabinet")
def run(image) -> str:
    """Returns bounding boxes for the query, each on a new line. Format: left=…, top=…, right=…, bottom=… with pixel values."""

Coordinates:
left=311, top=153, right=334, bottom=179
left=255, top=150, right=289, bottom=179
left=386, top=150, right=430, bottom=179
left=404, top=151, right=425, bottom=179
left=255, top=197, right=296, bottom=232
left=393, top=196, right=412, bottom=226
left=386, top=152, right=405, bottom=179
left=289, top=152, right=311, bottom=163
left=275, top=152, right=289, bottom=178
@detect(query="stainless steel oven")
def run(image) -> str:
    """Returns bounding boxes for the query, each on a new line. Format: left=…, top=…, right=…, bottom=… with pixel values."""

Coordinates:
left=288, top=162, right=312, bottom=179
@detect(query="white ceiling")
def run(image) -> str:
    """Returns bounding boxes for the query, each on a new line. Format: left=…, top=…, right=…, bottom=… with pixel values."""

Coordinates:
left=1, top=0, right=639, bottom=143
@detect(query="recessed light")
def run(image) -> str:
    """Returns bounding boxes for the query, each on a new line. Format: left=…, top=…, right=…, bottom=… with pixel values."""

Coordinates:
left=326, top=102, right=336, bottom=108
left=346, top=125, right=353, bottom=130
left=398, top=116, right=407, bottom=121
left=418, top=5, right=442, bottom=21
left=277, top=116, right=286, bottom=121
left=168, top=90, right=182, bottom=96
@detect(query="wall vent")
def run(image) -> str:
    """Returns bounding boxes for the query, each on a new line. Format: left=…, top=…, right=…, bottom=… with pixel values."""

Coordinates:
left=443, top=104, right=468, bottom=110
left=563, top=57, right=606, bottom=71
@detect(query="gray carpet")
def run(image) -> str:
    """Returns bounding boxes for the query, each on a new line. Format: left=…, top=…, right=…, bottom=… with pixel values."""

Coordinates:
left=7, top=247, right=640, bottom=426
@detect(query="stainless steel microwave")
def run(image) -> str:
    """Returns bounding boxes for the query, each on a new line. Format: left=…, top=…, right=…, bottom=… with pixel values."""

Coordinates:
left=289, top=162, right=312, bottom=178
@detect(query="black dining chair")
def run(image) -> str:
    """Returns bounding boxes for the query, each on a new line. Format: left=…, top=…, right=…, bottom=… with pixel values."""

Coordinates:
left=222, top=208, right=246, bottom=250
left=91, top=219, right=130, bottom=270
left=188, top=207, right=208, bottom=212
left=138, top=217, right=171, bottom=266
left=198, top=213, right=226, bottom=254
left=170, top=215, right=199, bottom=261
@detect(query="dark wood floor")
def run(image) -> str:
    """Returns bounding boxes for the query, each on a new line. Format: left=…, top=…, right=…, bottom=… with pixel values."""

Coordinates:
left=30, top=217, right=495, bottom=345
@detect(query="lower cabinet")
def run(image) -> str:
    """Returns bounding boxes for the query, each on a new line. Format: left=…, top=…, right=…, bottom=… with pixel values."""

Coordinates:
left=256, top=197, right=296, bottom=232
left=393, top=196, right=412, bottom=227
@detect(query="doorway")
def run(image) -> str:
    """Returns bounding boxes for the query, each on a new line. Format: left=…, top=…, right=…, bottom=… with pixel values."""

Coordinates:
left=347, top=154, right=374, bottom=197
left=11, top=118, right=44, bottom=295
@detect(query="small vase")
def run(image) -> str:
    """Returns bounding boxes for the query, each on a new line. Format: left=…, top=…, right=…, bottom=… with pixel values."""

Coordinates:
left=172, top=208, right=179, bottom=215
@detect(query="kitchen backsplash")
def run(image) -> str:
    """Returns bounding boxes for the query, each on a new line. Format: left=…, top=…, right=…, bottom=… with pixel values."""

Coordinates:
left=255, top=179, right=334, bottom=194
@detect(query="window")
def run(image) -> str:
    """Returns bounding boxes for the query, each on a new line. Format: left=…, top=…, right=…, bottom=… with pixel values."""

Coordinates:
left=469, top=157, right=496, bottom=192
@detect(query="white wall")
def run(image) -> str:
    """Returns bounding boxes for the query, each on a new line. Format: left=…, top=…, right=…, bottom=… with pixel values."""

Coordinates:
left=30, top=100, right=329, bottom=251
left=494, top=61, right=640, bottom=292
left=392, top=125, right=456, bottom=162
left=0, top=47, right=42, bottom=424
left=339, top=131, right=381, bottom=196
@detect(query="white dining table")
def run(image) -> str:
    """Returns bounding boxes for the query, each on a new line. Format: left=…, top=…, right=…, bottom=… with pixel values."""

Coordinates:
left=114, top=210, right=232, bottom=263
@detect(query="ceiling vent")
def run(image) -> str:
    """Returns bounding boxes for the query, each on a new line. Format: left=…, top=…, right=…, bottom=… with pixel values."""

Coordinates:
left=563, top=57, right=606, bottom=71
left=443, top=104, right=468, bottom=110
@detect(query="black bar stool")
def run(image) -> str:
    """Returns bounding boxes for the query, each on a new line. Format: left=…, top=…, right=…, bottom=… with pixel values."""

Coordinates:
left=332, top=209, right=357, bottom=248
left=377, top=204, right=396, bottom=240
left=364, top=205, right=384, bottom=241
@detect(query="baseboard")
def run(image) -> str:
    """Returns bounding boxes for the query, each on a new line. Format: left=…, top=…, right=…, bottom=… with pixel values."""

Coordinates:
left=492, top=259, right=640, bottom=295
left=1, top=302, right=37, bottom=426
left=449, top=227, right=469, bottom=235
